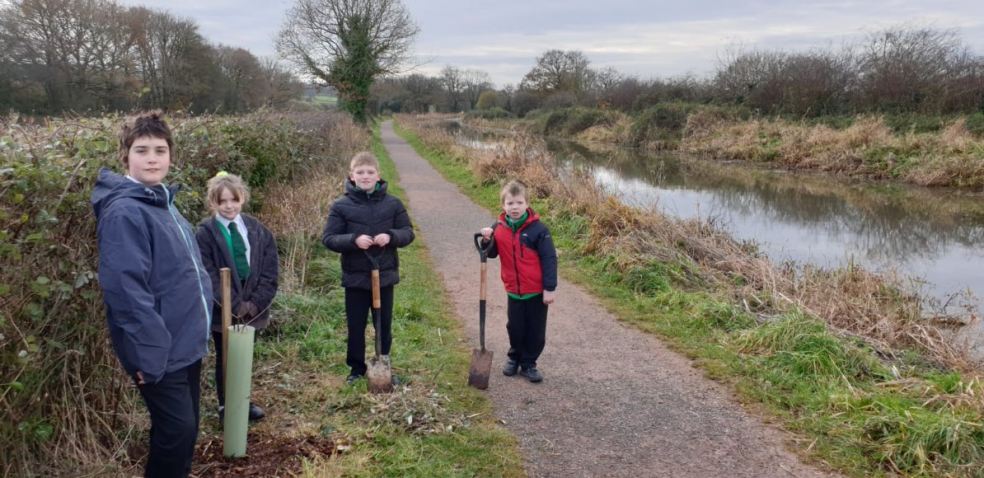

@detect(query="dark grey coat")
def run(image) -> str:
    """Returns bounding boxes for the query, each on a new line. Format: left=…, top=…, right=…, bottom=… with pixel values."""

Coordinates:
left=196, top=214, right=279, bottom=331
left=322, top=179, right=415, bottom=289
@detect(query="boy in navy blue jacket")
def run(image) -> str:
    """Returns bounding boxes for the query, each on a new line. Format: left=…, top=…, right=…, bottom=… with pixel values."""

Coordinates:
left=322, top=152, right=414, bottom=384
left=479, top=180, right=557, bottom=383
left=92, top=111, right=212, bottom=478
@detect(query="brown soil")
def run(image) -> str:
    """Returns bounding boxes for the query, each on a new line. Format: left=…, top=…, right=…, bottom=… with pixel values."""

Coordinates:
left=381, top=121, right=841, bottom=478
left=191, top=433, right=335, bottom=477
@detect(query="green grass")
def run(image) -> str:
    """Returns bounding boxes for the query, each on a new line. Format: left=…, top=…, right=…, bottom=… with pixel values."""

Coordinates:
left=392, top=119, right=984, bottom=478
left=237, top=123, right=523, bottom=477
left=310, top=95, right=338, bottom=106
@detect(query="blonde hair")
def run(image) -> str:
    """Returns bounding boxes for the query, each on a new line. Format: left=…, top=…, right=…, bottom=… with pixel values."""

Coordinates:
left=206, top=173, right=250, bottom=209
left=349, top=151, right=379, bottom=171
left=499, top=179, right=528, bottom=204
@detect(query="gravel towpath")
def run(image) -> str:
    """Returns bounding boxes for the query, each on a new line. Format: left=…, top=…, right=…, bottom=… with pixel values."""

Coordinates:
left=381, top=121, right=837, bottom=478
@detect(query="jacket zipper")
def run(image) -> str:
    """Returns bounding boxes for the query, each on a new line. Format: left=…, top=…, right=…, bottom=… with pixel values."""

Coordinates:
left=509, top=222, right=523, bottom=294
left=165, top=187, right=212, bottom=339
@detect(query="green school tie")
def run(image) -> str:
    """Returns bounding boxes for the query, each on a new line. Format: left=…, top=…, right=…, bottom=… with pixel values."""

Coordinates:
left=228, top=222, right=250, bottom=280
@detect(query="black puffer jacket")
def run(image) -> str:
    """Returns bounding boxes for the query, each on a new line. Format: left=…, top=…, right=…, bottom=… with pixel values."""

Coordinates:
left=322, top=179, right=415, bottom=289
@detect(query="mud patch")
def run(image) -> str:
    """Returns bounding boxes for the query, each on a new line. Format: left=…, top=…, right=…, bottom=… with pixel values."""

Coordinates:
left=192, top=433, right=335, bottom=477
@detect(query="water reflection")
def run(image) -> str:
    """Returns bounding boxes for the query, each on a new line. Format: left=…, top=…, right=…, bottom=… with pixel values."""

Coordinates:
left=545, top=139, right=984, bottom=309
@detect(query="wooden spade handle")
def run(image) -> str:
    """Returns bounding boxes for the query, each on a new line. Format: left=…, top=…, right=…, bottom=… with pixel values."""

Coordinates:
left=371, top=269, right=381, bottom=309
left=480, top=262, right=487, bottom=301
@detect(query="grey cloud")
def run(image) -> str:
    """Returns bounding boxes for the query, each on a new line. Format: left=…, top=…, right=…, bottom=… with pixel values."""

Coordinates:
left=114, top=0, right=984, bottom=86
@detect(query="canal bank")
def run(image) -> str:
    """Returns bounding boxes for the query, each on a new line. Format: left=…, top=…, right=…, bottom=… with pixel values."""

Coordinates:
left=396, top=114, right=984, bottom=477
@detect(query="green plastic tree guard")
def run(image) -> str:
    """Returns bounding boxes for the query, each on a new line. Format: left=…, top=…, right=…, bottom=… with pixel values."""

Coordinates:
left=223, top=324, right=255, bottom=457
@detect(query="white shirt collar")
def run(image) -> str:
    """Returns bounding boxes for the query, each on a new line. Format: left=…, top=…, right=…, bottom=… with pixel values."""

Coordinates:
left=215, top=213, right=246, bottom=232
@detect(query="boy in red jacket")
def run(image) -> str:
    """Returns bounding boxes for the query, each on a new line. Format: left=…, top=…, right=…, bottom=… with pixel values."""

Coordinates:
left=480, top=180, right=558, bottom=383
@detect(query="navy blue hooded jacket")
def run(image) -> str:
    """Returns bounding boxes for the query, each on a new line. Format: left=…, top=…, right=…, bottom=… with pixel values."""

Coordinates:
left=91, top=168, right=212, bottom=384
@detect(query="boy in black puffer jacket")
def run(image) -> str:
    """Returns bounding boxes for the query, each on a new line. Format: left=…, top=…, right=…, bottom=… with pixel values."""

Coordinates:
left=322, top=152, right=415, bottom=384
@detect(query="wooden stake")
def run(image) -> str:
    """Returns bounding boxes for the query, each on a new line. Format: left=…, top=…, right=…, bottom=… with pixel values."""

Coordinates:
left=221, top=268, right=231, bottom=386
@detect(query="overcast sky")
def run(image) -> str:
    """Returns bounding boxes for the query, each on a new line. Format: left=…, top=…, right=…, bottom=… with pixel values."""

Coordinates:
left=116, top=0, right=984, bottom=87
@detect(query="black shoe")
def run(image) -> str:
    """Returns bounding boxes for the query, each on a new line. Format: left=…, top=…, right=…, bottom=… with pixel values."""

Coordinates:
left=502, top=359, right=519, bottom=376
left=218, top=403, right=265, bottom=421
left=248, top=402, right=265, bottom=421
left=346, top=373, right=364, bottom=385
left=519, top=367, right=543, bottom=383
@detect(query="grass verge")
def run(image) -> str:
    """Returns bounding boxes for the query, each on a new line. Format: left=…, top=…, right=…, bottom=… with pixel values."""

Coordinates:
left=212, top=124, right=522, bottom=477
left=392, top=118, right=984, bottom=478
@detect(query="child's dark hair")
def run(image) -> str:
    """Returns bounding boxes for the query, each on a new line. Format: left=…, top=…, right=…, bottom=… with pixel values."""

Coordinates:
left=119, top=111, right=173, bottom=166
left=500, top=179, right=528, bottom=204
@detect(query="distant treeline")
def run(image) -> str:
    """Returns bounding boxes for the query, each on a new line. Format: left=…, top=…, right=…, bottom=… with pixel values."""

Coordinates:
left=371, top=26, right=984, bottom=118
left=0, top=0, right=304, bottom=114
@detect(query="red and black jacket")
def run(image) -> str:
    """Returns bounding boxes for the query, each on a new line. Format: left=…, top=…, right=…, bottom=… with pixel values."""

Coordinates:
left=486, top=208, right=558, bottom=295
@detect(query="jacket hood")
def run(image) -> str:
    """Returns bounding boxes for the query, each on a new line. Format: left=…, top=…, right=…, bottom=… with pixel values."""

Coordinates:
left=91, top=168, right=179, bottom=218
left=344, top=178, right=389, bottom=202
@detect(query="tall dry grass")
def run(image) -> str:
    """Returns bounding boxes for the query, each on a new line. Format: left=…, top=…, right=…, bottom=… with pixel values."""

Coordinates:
left=257, top=115, right=366, bottom=295
left=397, top=114, right=974, bottom=372
left=682, top=112, right=984, bottom=189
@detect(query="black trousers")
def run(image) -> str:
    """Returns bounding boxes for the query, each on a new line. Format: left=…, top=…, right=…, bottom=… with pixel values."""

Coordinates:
left=137, top=359, right=201, bottom=478
left=345, top=285, right=394, bottom=376
left=506, top=296, right=549, bottom=368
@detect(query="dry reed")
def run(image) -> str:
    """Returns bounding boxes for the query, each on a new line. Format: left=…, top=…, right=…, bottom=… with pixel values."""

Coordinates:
left=397, top=114, right=976, bottom=373
left=682, top=114, right=984, bottom=190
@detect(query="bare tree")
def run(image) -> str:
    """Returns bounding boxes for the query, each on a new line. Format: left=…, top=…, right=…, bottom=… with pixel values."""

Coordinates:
left=858, top=26, right=967, bottom=112
left=462, top=69, right=492, bottom=110
left=0, top=0, right=135, bottom=111
left=520, top=50, right=593, bottom=100
left=259, top=57, right=305, bottom=108
left=277, top=0, right=418, bottom=123
left=130, top=8, right=217, bottom=110
left=440, top=65, right=464, bottom=112
left=713, top=46, right=788, bottom=112
left=399, top=73, right=442, bottom=112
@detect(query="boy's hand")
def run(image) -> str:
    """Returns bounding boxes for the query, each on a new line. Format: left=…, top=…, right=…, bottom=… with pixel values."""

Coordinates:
left=355, top=234, right=374, bottom=249
left=134, top=370, right=146, bottom=386
left=480, top=227, right=493, bottom=240
left=373, top=233, right=391, bottom=247
left=543, top=290, right=556, bottom=305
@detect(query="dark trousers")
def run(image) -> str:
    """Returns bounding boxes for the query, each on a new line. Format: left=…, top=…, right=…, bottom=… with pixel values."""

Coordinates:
left=345, top=285, right=394, bottom=376
left=506, top=296, right=549, bottom=368
left=137, top=360, right=201, bottom=478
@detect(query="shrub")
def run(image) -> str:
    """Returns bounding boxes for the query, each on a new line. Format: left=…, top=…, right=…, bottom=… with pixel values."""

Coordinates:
left=465, top=107, right=514, bottom=120
left=884, top=113, right=947, bottom=134
left=629, top=103, right=696, bottom=146
left=0, top=111, right=361, bottom=474
left=965, top=112, right=984, bottom=138
left=539, top=107, right=619, bottom=136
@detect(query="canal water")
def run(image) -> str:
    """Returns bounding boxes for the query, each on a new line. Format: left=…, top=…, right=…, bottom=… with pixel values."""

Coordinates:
left=451, top=123, right=984, bottom=330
